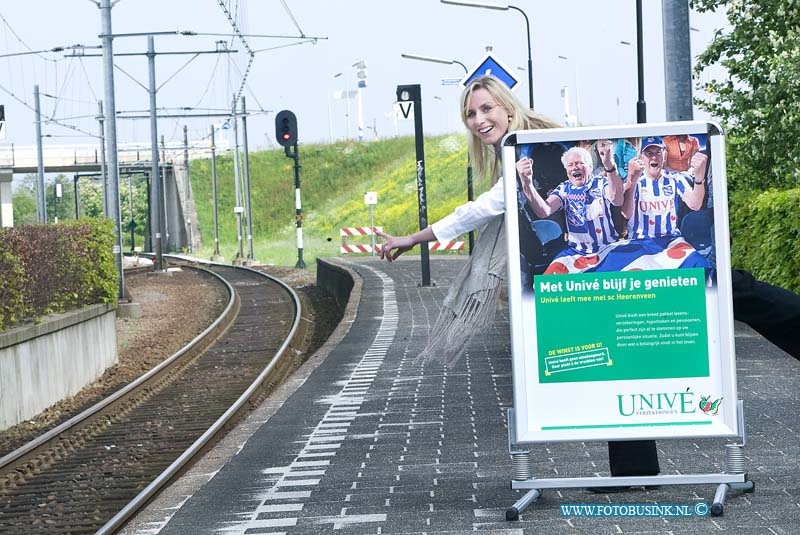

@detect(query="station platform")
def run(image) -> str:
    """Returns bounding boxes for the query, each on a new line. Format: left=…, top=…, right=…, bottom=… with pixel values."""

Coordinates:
left=120, top=256, right=800, bottom=534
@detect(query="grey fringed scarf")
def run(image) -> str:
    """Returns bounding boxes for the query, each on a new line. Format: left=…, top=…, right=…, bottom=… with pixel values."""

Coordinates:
left=415, top=215, right=506, bottom=368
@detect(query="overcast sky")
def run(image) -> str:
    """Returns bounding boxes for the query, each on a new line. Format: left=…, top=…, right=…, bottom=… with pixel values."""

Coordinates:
left=0, top=1, right=728, bottom=154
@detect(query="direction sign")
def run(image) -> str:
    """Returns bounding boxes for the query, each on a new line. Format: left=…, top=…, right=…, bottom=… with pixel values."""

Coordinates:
left=461, top=52, right=520, bottom=91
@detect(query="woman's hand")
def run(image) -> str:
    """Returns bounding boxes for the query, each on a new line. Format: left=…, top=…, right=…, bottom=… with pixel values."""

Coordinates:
left=375, top=228, right=415, bottom=262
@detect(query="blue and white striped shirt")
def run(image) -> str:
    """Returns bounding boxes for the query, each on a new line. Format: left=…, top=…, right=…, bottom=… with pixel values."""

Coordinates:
left=627, top=170, right=692, bottom=239
left=551, top=176, right=618, bottom=254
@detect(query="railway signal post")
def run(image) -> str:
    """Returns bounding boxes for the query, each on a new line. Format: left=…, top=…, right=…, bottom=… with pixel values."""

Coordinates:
left=276, top=110, right=305, bottom=269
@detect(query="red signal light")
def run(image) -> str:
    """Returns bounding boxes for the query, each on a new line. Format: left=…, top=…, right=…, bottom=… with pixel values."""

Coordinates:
left=275, top=110, right=297, bottom=147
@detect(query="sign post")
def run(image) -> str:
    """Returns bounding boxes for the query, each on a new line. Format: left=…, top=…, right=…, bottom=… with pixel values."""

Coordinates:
left=54, top=183, right=62, bottom=224
left=396, top=84, right=430, bottom=286
left=460, top=52, right=520, bottom=92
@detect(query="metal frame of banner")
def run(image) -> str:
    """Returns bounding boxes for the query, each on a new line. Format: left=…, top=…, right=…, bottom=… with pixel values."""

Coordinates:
left=505, top=402, right=753, bottom=520
left=499, top=122, right=754, bottom=520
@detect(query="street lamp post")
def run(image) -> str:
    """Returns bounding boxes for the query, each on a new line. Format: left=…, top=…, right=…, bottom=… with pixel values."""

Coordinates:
left=440, top=0, right=534, bottom=109
left=400, top=52, right=476, bottom=254
left=618, top=3, right=646, bottom=124
left=328, top=72, right=341, bottom=142
left=635, top=0, right=646, bottom=123
left=353, top=60, right=368, bottom=141
left=400, top=53, right=468, bottom=75
left=557, top=55, right=581, bottom=125
left=332, top=72, right=352, bottom=140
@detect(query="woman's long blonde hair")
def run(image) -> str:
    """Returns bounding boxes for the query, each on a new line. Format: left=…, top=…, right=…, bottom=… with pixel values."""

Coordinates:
left=460, top=75, right=561, bottom=184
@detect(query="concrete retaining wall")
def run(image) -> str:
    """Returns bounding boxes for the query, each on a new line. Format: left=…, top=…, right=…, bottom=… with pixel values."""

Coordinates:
left=0, top=303, right=118, bottom=431
left=316, top=258, right=354, bottom=310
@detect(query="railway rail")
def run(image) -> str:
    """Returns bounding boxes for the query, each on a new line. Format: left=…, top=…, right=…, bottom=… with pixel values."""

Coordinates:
left=0, top=259, right=303, bottom=534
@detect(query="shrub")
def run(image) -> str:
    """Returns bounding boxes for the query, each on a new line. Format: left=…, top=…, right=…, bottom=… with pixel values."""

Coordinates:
left=0, top=218, right=118, bottom=330
left=729, top=188, right=800, bottom=292
left=0, top=241, right=30, bottom=331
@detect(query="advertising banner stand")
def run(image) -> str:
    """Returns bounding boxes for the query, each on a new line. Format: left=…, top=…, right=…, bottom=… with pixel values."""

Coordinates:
left=500, top=122, right=754, bottom=520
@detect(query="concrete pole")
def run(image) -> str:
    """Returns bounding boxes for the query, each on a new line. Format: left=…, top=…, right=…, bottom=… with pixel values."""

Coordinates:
left=160, top=135, right=169, bottom=248
left=210, top=125, right=221, bottom=259
left=345, top=85, right=352, bottom=139
left=183, top=125, right=190, bottom=200
left=356, top=87, right=364, bottom=141
left=231, top=97, right=244, bottom=260
left=241, top=96, right=254, bottom=260
left=183, top=124, right=192, bottom=253
left=100, top=0, right=125, bottom=298
left=34, top=84, right=47, bottom=223
left=97, top=100, right=108, bottom=217
left=147, top=35, right=163, bottom=270
left=0, top=168, right=12, bottom=227
left=662, top=0, right=694, bottom=120
left=327, top=91, right=334, bottom=142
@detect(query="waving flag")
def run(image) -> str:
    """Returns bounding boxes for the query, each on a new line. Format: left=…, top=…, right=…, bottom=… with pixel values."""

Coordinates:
left=543, top=236, right=712, bottom=275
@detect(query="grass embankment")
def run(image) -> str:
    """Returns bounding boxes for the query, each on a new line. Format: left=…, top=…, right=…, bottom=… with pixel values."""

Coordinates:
left=189, top=134, right=488, bottom=269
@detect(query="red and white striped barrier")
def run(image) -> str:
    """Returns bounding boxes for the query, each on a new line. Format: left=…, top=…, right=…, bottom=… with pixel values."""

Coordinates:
left=340, top=227, right=383, bottom=255
left=340, top=244, right=381, bottom=254
left=339, top=227, right=463, bottom=254
left=340, top=226, right=382, bottom=237
left=429, top=240, right=464, bottom=251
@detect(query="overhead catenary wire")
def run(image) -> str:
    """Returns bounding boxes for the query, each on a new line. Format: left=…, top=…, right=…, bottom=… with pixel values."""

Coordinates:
left=215, top=0, right=254, bottom=106
left=2, top=1, right=320, bottom=150
left=44, top=113, right=101, bottom=122
left=279, top=0, right=305, bottom=37
left=189, top=31, right=326, bottom=39
left=77, top=56, right=99, bottom=102
left=251, top=38, right=318, bottom=55
left=0, top=81, right=98, bottom=139
left=191, top=51, right=223, bottom=109
left=47, top=58, right=79, bottom=121
left=225, top=55, right=268, bottom=113
left=156, top=53, right=201, bottom=92
left=39, top=93, right=97, bottom=105
left=0, top=29, right=103, bottom=139
left=0, top=12, right=61, bottom=62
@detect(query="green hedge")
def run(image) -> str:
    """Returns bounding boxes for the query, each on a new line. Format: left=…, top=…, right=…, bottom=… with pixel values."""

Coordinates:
left=729, top=188, right=800, bottom=292
left=0, top=218, right=118, bottom=331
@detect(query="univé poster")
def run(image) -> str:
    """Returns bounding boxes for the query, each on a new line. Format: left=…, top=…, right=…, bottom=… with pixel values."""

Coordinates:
left=501, top=122, right=738, bottom=443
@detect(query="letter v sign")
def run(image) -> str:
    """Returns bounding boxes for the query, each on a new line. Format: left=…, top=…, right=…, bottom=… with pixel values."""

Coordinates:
left=397, top=101, right=414, bottom=120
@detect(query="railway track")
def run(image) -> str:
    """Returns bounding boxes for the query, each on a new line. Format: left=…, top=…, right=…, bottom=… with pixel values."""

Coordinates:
left=0, top=260, right=303, bottom=535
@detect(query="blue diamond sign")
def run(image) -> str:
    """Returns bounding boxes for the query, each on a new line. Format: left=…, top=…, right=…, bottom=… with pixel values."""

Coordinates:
left=460, top=52, right=520, bottom=91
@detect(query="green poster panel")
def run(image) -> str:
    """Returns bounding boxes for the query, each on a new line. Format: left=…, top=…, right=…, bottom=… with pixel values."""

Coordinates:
left=534, top=268, right=709, bottom=383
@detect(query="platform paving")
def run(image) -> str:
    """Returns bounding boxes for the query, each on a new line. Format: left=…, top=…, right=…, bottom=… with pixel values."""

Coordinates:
left=120, top=256, right=800, bottom=535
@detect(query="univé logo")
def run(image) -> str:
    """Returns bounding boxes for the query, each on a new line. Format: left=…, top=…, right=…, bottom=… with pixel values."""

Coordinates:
left=617, top=391, right=723, bottom=417
left=699, top=395, right=723, bottom=415
left=617, top=391, right=696, bottom=417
